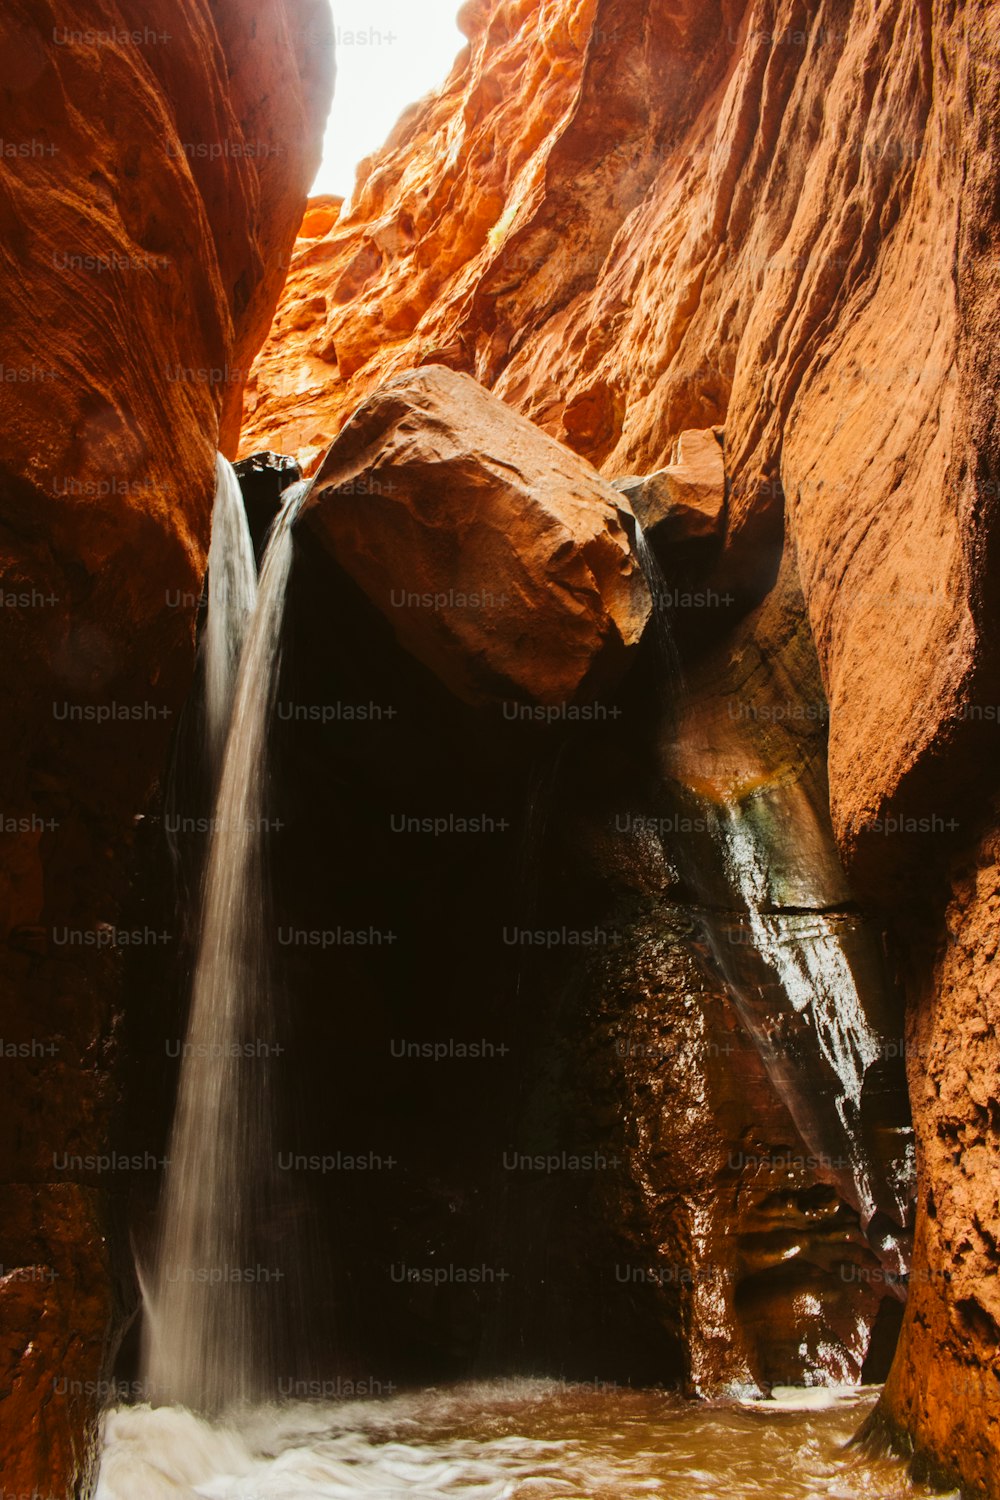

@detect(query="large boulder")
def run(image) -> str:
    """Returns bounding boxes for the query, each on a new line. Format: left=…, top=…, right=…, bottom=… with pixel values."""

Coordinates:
left=301, top=366, right=651, bottom=706
left=614, top=429, right=726, bottom=545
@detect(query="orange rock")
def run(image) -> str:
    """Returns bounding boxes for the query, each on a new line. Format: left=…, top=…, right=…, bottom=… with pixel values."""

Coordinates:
left=0, top=1189, right=113, bottom=1500
left=615, top=429, right=726, bottom=544
left=241, top=0, right=999, bottom=877
left=873, top=818, right=1000, bottom=1497
left=300, top=196, right=344, bottom=239
left=302, top=365, right=650, bottom=705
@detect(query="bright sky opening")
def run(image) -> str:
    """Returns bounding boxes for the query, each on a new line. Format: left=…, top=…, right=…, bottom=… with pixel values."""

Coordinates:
left=311, top=1, right=466, bottom=201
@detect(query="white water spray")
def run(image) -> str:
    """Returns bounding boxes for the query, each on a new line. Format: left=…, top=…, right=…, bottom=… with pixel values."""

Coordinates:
left=145, top=479, right=311, bottom=1412
left=204, top=454, right=258, bottom=771
left=631, top=520, right=683, bottom=696
left=95, top=1379, right=943, bottom=1500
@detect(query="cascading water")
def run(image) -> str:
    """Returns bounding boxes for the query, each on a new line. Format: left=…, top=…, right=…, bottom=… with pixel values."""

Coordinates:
left=630, top=519, right=683, bottom=700
left=144, top=478, right=312, bottom=1412
left=111, top=479, right=912, bottom=1476
left=95, top=484, right=922, bottom=1496
left=204, top=453, right=259, bottom=771
left=96, top=1380, right=954, bottom=1499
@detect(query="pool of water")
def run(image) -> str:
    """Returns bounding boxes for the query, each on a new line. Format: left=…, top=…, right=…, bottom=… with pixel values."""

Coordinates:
left=95, top=1379, right=954, bottom=1500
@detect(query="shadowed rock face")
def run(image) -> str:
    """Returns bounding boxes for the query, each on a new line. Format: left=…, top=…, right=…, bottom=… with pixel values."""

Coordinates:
left=302, top=365, right=651, bottom=706
left=117, top=503, right=909, bottom=1401
left=0, top=4, right=331, bottom=1491
left=0, top=0, right=992, bottom=1486
left=239, top=0, right=1000, bottom=1488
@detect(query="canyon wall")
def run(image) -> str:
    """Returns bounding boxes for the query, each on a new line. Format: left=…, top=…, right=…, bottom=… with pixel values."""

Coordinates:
left=0, top=3, right=331, bottom=1491
left=243, top=0, right=1000, bottom=1491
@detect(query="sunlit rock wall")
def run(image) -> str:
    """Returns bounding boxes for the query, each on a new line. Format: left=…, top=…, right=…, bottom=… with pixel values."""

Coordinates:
left=243, top=0, right=1000, bottom=1489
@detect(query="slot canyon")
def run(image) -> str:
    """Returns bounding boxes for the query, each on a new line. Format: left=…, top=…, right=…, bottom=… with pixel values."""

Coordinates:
left=0, top=0, right=998, bottom=1496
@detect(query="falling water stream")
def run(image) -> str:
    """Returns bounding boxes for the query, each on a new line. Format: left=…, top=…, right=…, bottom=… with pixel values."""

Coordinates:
left=630, top=520, right=683, bottom=701
left=633, top=519, right=900, bottom=1228
left=144, top=472, right=311, bottom=1412
left=701, top=795, right=913, bottom=1271
left=628, top=519, right=909, bottom=1252
left=713, top=802, right=882, bottom=1224
left=204, top=454, right=259, bottom=771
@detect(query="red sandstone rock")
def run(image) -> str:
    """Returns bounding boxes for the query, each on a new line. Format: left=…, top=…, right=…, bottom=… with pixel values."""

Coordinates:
left=0, top=1189, right=113, bottom=1498
left=614, top=429, right=726, bottom=544
left=0, top=0, right=992, bottom=1484
left=875, top=819, right=1000, bottom=1496
left=302, top=365, right=650, bottom=705
left=241, top=0, right=999, bottom=868
left=0, top=2, right=331, bottom=1491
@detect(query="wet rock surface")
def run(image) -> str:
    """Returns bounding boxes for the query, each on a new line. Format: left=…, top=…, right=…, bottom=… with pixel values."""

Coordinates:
left=234, top=450, right=303, bottom=565
left=2, top=0, right=998, bottom=1490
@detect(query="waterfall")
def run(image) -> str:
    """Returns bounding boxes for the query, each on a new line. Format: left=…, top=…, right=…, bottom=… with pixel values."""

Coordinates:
left=204, top=454, right=259, bottom=771
left=630, top=520, right=682, bottom=697
left=712, top=802, right=882, bottom=1228
left=144, top=479, right=312, bottom=1412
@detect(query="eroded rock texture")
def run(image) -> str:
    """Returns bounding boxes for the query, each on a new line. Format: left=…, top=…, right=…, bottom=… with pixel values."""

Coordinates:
left=875, top=821, right=1000, bottom=1494
left=242, top=0, right=999, bottom=864
left=243, top=0, right=1000, bottom=1489
left=0, top=3, right=331, bottom=1491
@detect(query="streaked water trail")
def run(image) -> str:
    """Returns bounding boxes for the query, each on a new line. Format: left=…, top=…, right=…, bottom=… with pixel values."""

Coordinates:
left=204, top=453, right=259, bottom=772
left=144, top=479, right=311, bottom=1412
left=631, top=519, right=683, bottom=700
left=712, top=799, right=884, bottom=1230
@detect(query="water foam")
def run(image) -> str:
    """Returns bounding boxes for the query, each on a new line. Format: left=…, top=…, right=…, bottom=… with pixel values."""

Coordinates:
left=204, top=454, right=258, bottom=772
left=95, top=1380, right=951, bottom=1500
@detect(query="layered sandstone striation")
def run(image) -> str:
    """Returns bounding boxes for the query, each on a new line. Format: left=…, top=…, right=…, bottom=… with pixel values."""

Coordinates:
left=0, top=3, right=331, bottom=1491
left=244, top=0, right=1000, bottom=1489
